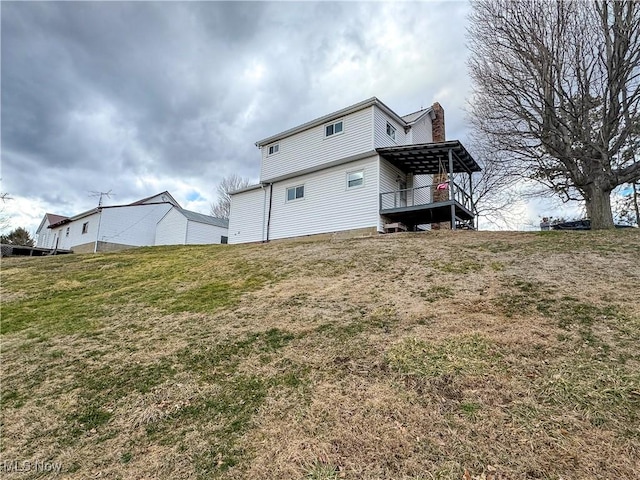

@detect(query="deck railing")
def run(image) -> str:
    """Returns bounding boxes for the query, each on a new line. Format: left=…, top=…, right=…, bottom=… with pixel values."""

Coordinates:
left=379, top=181, right=473, bottom=212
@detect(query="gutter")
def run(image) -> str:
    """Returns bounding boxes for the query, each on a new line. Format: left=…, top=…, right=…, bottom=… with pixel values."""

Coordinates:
left=255, top=97, right=409, bottom=147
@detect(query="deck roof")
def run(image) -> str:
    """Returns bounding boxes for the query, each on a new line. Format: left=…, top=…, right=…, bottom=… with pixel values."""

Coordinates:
left=376, top=140, right=481, bottom=175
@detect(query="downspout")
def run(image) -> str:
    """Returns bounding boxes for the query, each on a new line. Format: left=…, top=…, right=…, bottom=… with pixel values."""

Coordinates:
left=261, top=184, right=266, bottom=242
left=265, top=183, right=273, bottom=242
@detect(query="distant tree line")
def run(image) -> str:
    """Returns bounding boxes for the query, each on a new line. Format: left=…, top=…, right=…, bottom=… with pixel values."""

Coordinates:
left=1, top=227, right=35, bottom=246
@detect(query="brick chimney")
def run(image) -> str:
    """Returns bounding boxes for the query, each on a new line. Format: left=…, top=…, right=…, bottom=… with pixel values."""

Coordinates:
left=431, top=102, right=450, bottom=230
left=431, top=102, right=445, bottom=142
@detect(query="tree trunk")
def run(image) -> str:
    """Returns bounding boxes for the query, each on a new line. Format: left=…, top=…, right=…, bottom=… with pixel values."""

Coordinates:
left=633, top=182, right=640, bottom=227
left=585, top=187, right=615, bottom=229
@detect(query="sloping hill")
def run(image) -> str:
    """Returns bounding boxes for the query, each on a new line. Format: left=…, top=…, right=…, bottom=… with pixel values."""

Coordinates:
left=1, top=231, right=639, bottom=479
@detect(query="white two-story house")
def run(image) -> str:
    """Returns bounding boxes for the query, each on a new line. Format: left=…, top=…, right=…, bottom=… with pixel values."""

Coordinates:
left=228, top=97, right=480, bottom=244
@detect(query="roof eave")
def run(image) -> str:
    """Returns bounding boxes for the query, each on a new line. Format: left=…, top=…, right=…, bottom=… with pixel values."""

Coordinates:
left=406, top=108, right=435, bottom=125
left=376, top=140, right=482, bottom=174
left=256, top=97, right=409, bottom=147
left=230, top=183, right=264, bottom=195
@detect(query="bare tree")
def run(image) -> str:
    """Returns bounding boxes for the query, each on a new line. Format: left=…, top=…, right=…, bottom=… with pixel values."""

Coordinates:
left=468, top=0, right=640, bottom=229
left=210, top=174, right=253, bottom=219
left=0, top=188, right=13, bottom=234
left=460, top=132, right=523, bottom=229
left=613, top=180, right=640, bottom=226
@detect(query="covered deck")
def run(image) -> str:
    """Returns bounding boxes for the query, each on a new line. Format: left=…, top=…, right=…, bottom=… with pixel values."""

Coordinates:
left=377, top=141, right=481, bottom=230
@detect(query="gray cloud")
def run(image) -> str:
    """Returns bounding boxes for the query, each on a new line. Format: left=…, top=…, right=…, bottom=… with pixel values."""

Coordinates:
left=1, top=1, right=474, bottom=231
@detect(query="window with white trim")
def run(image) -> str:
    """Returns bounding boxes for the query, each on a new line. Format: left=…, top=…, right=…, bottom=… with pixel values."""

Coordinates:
left=325, top=120, right=343, bottom=137
left=268, top=143, right=279, bottom=155
left=347, top=170, right=364, bottom=189
left=386, top=122, right=396, bottom=141
left=66, top=227, right=70, bottom=237
left=82, top=222, right=89, bottom=234
left=286, top=185, right=305, bottom=201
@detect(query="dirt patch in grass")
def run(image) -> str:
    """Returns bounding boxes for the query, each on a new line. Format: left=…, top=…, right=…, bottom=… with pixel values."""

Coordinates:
left=1, top=230, right=639, bottom=479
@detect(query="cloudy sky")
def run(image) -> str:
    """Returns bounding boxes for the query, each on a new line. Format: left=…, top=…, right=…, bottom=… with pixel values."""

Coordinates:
left=2, top=0, right=562, bottom=234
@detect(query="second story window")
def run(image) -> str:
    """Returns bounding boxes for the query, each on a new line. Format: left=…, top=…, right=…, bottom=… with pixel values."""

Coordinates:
left=268, top=143, right=279, bottom=155
left=325, top=120, right=343, bottom=138
left=286, top=185, right=305, bottom=202
left=82, top=222, right=89, bottom=234
left=386, top=122, right=396, bottom=141
left=66, top=227, right=70, bottom=237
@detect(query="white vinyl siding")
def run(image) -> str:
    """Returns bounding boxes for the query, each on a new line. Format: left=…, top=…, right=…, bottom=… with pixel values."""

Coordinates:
left=373, top=105, right=407, bottom=147
left=267, top=156, right=379, bottom=241
left=55, top=212, right=100, bottom=250
left=36, top=219, right=57, bottom=249
left=411, top=115, right=433, bottom=144
left=413, top=174, right=433, bottom=206
left=228, top=187, right=269, bottom=244
left=97, top=204, right=173, bottom=247
left=36, top=230, right=49, bottom=248
left=378, top=157, right=409, bottom=231
left=413, top=174, right=433, bottom=231
left=136, top=193, right=179, bottom=206
left=186, top=221, right=228, bottom=245
left=155, top=208, right=188, bottom=245
left=260, top=106, right=374, bottom=182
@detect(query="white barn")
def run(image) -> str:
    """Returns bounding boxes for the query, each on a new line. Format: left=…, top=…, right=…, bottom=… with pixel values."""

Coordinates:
left=228, top=97, right=480, bottom=244
left=36, top=191, right=228, bottom=253
left=156, top=207, right=229, bottom=245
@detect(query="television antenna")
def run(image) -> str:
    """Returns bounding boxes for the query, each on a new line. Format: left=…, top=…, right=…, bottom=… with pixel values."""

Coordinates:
left=89, top=190, right=115, bottom=207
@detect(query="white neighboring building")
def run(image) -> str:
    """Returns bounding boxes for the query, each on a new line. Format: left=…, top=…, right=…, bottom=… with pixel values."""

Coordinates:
left=228, top=97, right=480, bottom=244
left=156, top=207, right=229, bottom=245
left=35, top=191, right=228, bottom=253
left=35, top=213, right=69, bottom=251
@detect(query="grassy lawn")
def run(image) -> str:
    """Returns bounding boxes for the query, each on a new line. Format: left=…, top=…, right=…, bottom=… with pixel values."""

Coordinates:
left=1, top=230, right=639, bottom=479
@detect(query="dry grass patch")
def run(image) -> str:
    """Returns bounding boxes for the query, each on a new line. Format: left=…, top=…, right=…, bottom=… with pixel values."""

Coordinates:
left=1, top=230, right=639, bottom=479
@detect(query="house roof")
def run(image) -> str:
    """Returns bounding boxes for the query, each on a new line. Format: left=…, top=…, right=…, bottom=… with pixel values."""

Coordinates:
left=376, top=141, right=482, bottom=175
left=46, top=213, right=69, bottom=225
left=48, top=191, right=183, bottom=228
left=255, top=97, right=412, bottom=147
left=37, top=213, right=70, bottom=233
left=177, top=208, right=229, bottom=228
left=128, top=191, right=179, bottom=207
left=49, top=207, right=100, bottom=228
left=401, top=108, right=434, bottom=124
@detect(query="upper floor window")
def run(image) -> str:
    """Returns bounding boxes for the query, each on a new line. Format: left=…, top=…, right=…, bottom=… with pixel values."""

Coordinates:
left=268, top=143, right=279, bottom=155
left=286, top=185, right=305, bottom=202
left=325, top=120, right=343, bottom=138
left=66, top=227, right=70, bottom=237
left=347, top=170, right=364, bottom=189
left=386, top=122, right=396, bottom=141
left=82, top=222, right=89, bottom=234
